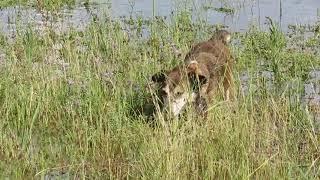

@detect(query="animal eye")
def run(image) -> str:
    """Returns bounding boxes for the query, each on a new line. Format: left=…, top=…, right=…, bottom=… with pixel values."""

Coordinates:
left=159, top=89, right=167, bottom=96
left=176, top=91, right=183, bottom=96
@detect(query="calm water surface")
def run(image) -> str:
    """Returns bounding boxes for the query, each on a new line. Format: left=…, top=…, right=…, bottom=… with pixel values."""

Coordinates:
left=0, top=0, right=319, bottom=34
left=110, top=0, right=320, bottom=31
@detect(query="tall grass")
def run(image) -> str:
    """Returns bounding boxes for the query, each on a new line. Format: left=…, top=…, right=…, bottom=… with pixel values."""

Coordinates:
left=0, top=0, right=76, bottom=10
left=0, top=3, right=319, bottom=179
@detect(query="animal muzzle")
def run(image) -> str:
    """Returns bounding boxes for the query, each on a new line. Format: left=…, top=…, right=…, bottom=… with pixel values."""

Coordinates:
left=163, top=92, right=197, bottom=117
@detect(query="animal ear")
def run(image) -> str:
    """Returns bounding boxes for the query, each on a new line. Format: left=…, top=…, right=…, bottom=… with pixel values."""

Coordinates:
left=187, top=61, right=209, bottom=89
left=151, top=71, right=167, bottom=83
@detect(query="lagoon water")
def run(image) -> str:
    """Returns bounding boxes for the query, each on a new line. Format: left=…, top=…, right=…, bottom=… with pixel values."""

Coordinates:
left=0, top=0, right=319, bottom=35
left=110, top=0, right=320, bottom=31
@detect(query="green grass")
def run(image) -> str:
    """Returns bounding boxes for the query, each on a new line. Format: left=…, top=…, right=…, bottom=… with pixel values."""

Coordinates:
left=0, top=6, right=320, bottom=179
left=0, top=0, right=77, bottom=11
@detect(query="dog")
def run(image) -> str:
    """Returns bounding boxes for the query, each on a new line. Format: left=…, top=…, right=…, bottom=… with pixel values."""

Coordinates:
left=150, top=30, right=234, bottom=117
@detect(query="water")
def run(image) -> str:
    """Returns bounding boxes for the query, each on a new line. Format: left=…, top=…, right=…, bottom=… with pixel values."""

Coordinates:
left=0, top=0, right=319, bottom=35
left=110, top=0, right=320, bottom=31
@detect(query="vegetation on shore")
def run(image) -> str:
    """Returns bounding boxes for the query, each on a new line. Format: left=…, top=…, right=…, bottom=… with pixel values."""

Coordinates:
left=0, top=2, right=320, bottom=179
left=0, top=0, right=77, bottom=10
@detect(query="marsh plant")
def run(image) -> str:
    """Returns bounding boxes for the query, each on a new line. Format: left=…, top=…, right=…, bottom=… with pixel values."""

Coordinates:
left=0, top=2, right=320, bottom=179
left=0, top=0, right=76, bottom=10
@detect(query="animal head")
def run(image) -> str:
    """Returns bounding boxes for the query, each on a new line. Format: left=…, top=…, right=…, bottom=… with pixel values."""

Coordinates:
left=151, top=61, right=209, bottom=116
left=211, top=30, right=231, bottom=45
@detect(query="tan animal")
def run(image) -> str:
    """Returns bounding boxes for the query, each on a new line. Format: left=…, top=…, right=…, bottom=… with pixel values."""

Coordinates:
left=151, top=30, right=234, bottom=117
